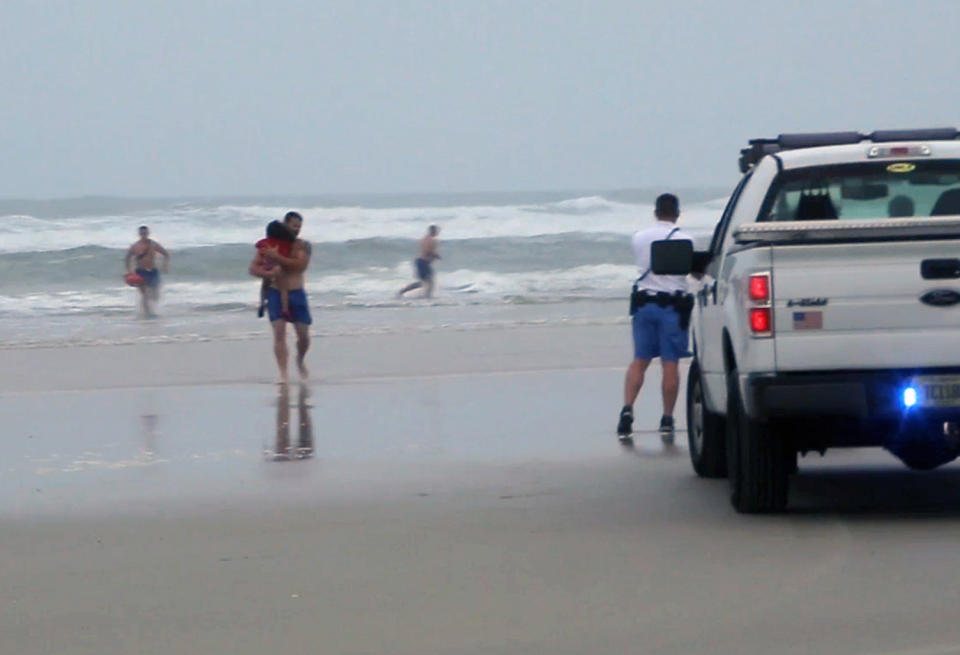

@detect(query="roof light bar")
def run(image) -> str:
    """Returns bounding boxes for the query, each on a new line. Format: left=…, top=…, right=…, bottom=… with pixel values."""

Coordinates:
left=870, top=128, right=958, bottom=142
left=738, top=127, right=960, bottom=173
left=777, top=132, right=863, bottom=149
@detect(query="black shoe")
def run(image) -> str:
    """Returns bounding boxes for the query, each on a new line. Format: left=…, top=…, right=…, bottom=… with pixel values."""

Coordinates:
left=617, top=407, right=634, bottom=438
left=659, top=415, right=675, bottom=444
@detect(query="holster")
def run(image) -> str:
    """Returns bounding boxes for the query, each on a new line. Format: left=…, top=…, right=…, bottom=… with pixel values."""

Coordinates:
left=675, top=293, right=694, bottom=330
left=629, top=283, right=643, bottom=315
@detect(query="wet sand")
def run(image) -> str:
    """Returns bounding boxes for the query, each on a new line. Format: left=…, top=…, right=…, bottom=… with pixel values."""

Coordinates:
left=5, top=324, right=960, bottom=654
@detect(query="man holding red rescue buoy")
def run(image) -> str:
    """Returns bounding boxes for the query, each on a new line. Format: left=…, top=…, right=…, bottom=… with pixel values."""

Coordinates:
left=125, top=225, right=170, bottom=318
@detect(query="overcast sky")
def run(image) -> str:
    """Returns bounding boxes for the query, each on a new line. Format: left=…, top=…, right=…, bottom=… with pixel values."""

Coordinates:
left=1, top=0, right=958, bottom=198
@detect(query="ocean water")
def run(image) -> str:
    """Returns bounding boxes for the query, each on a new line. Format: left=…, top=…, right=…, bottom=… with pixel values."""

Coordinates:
left=0, top=190, right=725, bottom=348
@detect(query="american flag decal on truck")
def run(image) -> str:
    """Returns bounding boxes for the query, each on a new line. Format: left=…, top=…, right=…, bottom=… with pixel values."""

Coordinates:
left=792, top=311, right=823, bottom=330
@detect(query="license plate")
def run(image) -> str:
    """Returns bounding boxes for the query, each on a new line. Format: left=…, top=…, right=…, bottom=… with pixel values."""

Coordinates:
left=913, top=376, right=960, bottom=408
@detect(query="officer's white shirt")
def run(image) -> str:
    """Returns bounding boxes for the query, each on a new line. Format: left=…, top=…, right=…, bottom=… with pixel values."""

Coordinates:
left=631, top=220, right=692, bottom=294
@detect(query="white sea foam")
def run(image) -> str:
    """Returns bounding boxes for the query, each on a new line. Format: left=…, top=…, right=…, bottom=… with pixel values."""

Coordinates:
left=0, top=264, right=639, bottom=319
left=0, top=193, right=725, bottom=347
left=0, top=195, right=723, bottom=254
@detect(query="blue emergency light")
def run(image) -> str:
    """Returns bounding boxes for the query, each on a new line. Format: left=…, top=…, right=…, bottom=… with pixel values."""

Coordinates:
left=903, top=387, right=918, bottom=408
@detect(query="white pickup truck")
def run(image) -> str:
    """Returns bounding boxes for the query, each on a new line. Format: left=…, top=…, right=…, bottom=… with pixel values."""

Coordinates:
left=652, top=128, right=960, bottom=513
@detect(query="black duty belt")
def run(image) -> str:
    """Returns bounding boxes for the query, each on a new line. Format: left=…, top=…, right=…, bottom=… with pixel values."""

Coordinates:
left=629, top=287, right=694, bottom=329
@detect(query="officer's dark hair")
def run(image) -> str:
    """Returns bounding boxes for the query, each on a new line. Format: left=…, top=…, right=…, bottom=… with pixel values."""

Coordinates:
left=283, top=211, right=303, bottom=223
left=655, top=193, right=679, bottom=219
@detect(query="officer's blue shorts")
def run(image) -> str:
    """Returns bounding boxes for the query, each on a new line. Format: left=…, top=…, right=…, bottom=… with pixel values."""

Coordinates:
left=267, top=288, right=313, bottom=325
left=632, top=302, right=689, bottom=362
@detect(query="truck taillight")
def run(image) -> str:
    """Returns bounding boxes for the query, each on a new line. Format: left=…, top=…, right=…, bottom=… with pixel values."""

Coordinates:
left=748, top=274, right=770, bottom=302
left=747, top=271, right=773, bottom=337
left=749, top=308, right=772, bottom=334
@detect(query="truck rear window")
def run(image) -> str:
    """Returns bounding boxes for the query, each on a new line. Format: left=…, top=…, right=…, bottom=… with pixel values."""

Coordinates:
left=760, top=161, right=960, bottom=221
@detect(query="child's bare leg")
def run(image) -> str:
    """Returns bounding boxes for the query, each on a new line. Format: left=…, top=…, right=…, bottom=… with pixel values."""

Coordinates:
left=258, top=279, right=269, bottom=317
left=278, top=275, right=292, bottom=320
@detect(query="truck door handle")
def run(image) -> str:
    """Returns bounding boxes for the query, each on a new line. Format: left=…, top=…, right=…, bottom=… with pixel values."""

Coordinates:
left=710, top=281, right=718, bottom=304
left=921, top=259, right=960, bottom=280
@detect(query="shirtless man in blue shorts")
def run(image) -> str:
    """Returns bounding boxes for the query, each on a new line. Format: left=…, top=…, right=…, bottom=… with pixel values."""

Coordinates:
left=125, top=225, right=170, bottom=318
left=249, top=211, right=312, bottom=383
left=397, top=225, right=441, bottom=299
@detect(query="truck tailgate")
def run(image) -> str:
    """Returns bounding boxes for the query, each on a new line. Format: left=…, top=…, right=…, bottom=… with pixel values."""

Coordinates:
left=771, top=240, right=960, bottom=371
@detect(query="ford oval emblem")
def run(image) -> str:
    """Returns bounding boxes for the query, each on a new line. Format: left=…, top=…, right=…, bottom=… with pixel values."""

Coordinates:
left=920, top=289, right=960, bottom=307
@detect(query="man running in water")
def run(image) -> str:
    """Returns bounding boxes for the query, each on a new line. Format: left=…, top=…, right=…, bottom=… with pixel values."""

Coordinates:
left=249, top=211, right=312, bottom=383
left=398, top=225, right=441, bottom=298
left=125, top=225, right=170, bottom=318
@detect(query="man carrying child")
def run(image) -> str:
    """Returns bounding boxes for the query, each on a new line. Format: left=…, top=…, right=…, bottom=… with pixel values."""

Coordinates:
left=249, top=211, right=312, bottom=383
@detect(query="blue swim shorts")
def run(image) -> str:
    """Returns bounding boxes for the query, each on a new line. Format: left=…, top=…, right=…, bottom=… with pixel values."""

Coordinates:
left=135, top=268, right=160, bottom=288
left=267, top=288, right=313, bottom=325
left=415, top=257, right=433, bottom=281
left=631, top=302, right=690, bottom=362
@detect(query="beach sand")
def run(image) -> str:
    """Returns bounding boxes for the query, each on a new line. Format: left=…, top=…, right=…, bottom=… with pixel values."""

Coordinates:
left=5, top=323, right=960, bottom=654
left=0, top=323, right=635, bottom=519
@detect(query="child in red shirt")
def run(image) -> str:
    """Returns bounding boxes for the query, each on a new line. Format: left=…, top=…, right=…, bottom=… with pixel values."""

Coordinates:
left=255, top=220, right=295, bottom=319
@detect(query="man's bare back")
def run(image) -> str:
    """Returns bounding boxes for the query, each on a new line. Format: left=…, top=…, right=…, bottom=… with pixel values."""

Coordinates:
left=420, top=234, right=439, bottom=261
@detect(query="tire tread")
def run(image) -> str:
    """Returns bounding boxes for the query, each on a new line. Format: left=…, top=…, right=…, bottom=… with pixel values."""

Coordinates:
left=726, top=370, right=789, bottom=513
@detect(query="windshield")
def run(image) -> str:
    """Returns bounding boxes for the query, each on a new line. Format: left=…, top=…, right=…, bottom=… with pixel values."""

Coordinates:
left=759, top=160, right=960, bottom=221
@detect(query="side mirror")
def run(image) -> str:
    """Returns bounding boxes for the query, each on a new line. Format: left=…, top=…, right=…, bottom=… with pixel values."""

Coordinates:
left=651, top=239, right=694, bottom=275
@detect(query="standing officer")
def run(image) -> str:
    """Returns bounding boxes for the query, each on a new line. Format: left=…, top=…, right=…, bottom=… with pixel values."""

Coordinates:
left=617, top=193, right=694, bottom=443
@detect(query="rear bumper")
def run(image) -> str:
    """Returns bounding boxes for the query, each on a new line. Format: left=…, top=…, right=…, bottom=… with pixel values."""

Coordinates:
left=743, top=369, right=960, bottom=421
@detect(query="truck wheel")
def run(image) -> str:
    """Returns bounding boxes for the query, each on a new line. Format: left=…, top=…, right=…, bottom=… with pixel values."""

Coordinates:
left=686, top=359, right=727, bottom=478
left=726, top=370, right=789, bottom=513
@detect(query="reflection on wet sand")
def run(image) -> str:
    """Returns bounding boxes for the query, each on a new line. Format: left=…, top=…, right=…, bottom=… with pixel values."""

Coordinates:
left=618, top=430, right=685, bottom=459
left=140, top=413, right=159, bottom=459
left=271, top=384, right=314, bottom=461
